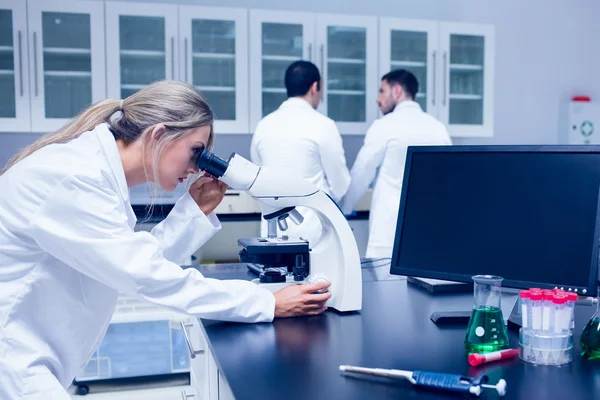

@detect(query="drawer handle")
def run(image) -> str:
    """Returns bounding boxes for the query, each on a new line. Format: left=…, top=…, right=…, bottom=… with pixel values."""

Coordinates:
left=180, top=321, right=204, bottom=359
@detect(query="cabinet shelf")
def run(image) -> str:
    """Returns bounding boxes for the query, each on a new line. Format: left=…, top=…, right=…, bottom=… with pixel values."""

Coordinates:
left=262, top=55, right=298, bottom=62
left=391, top=60, right=426, bottom=68
left=328, top=57, right=365, bottom=64
left=449, top=94, right=483, bottom=100
left=121, top=83, right=147, bottom=90
left=262, top=88, right=286, bottom=94
left=196, top=86, right=235, bottom=92
left=120, top=50, right=165, bottom=57
left=192, top=52, right=235, bottom=59
left=0, top=46, right=14, bottom=52
left=0, top=69, right=14, bottom=75
left=328, top=89, right=365, bottom=95
left=44, top=47, right=91, bottom=55
left=44, top=71, right=91, bottom=78
left=449, top=63, right=483, bottom=71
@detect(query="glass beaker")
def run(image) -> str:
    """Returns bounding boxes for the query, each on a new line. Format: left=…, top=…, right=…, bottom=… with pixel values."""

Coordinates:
left=465, top=275, right=510, bottom=353
left=580, top=295, right=600, bottom=360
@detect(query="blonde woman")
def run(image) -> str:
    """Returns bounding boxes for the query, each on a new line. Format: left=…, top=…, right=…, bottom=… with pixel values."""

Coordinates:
left=0, top=81, right=331, bottom=400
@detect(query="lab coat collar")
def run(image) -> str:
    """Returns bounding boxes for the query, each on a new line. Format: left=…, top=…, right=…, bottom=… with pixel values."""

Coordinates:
left=279, top=97, right=315, bottom=111
left=393, top=100, right=422, bottom=113
left=95, top=123, right=130, bottom=203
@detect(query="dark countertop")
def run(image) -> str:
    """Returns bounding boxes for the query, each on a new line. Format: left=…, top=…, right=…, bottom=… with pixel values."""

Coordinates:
left=194, top=263, right=600, bottom=400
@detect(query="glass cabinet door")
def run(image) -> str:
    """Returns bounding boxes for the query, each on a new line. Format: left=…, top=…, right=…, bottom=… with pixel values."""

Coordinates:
left=28, top=0, right=105, bottom=132
left=448, top=34, right=485, bottom=125
left=249, top=10, right=314, bottom=131
left=379, top=19, right=438, bottom=117
left=317, top=15, right=377, bottom=134
left=40, top=11, right=92, bottom=118
left=119, top=15, right=166, bottom=98
left=180, top=7, right=248, bottom=133
left=325, top=26, right=367, bottom=123
left=260, top=22, right=303, bottom=117
left=440, top=23, right=495, bottom=137
left=0, top=0, right=29, bottom=131
left=105, top=3, right=177, bottom=101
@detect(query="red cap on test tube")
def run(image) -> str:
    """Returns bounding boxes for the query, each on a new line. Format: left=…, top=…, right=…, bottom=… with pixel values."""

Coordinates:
left=529, top=288, right=542, bottom=292
left=567, top=293, right=578, bottom=302
left=520, top=290, right=531, bottom=299
left=529, top=292, right=543, bottom=301
left=553, top=294, right=568, bottom=305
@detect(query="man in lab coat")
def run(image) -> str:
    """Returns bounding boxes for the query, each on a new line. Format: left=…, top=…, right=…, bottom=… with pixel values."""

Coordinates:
left=341, top=69, right=452, bottom=258
left=251, top=60, right=350, bottom=243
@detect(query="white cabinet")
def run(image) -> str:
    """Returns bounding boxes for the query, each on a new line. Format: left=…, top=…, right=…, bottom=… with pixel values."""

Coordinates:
left=380, top=19, right=494, bottom=137
left=179, top=7, right=248, bottom=134
left=249, top=11, right=377, bottom=134
left=105, top=2, right=178, bottom=100
left=0, top=0, right=29, bottom=132
left=28, top=0, right=105, bottom=132
left=249, top=10, right=315, bottom=131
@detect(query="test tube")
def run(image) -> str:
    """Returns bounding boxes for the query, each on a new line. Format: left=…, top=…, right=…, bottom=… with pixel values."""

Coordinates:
left=542, top=291, right=555, bottom=333
left=520, top=290, right=531, bottom=329
left=530, top=291, right=543, bottom=331
left=567, top=292, right=578, bottom=330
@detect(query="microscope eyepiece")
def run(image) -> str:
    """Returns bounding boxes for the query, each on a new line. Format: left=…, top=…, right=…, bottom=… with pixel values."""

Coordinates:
left=194, top=148, right=229, bottom=178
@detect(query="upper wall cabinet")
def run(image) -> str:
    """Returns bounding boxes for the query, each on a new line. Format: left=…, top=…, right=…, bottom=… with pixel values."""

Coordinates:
left=249, top=11, right=377, bottom=134
left=380, top=18, right=495, bottom=137
left=105, top=2, right=178, bottom=100
left=28, top=0, right=106, bottom=132
left=0, top=0, right=29, bottom=132
left=249, top=10, right=315, bottom=132
left=179, top=6, right=248, bottom=134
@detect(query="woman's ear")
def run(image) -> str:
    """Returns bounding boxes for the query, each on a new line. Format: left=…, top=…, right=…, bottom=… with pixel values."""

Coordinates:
left=149, top=123, right=167, bottom=143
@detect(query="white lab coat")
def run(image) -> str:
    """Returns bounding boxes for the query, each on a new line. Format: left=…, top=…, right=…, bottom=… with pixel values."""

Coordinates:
left=0, top=124, right=275, bottom=399
left=251, top=98, right=350, bottom=243
left=341, top=101, right=452, bottom=258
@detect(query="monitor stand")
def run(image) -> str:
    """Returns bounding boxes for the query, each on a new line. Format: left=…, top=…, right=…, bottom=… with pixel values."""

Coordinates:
left=429, top=291, right=522, bottom=331
left=407, top=277, right=473, bottom=293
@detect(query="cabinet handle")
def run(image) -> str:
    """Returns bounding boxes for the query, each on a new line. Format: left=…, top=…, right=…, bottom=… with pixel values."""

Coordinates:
left=17, top=30, right=23, bottom=97
left=319, top=44, right=324, bottom=74
left=308, top=43, right=312, bottom=62
left=431, top=51, right=436, bottom=106
left=181, top=390, right=195, bottom=399
left=184, top=37, right=188, bottom=82
left=442, top=51, right=447, bottom=106
left=33, top=32, right=38, bottom=97
left=180, top=321, right=204, bottom=359
left=170, top=36, right=175, bottom=80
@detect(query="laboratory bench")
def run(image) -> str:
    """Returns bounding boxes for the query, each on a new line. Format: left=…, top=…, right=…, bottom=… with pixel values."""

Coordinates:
left=182, top=263, right=600, bottom=400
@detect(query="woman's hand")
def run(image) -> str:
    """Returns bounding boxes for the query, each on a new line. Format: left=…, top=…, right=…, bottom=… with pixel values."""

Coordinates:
left=273, top=281, right=332, bottom=318
left=189, top=175, right=227, bottom=215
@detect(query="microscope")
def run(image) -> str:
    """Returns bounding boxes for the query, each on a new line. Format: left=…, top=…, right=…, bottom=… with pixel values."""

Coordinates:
left=195, top=149, right=362, bottom=312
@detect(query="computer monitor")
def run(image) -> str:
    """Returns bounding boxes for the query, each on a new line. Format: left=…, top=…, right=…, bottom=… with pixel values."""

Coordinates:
left=390, top=146, right=600, bottom=297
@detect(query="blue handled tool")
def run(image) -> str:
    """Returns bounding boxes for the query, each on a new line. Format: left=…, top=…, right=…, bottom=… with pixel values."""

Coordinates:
left=339, top=365, right=506, bottom=396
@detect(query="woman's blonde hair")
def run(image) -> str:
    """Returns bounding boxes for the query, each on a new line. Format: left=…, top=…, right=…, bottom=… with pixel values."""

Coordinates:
left=1, top=80, right=214, bottom=189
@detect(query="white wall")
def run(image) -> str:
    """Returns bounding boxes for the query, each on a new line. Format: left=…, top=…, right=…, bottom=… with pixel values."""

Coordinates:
left=1, top=0, right=598, bottom=168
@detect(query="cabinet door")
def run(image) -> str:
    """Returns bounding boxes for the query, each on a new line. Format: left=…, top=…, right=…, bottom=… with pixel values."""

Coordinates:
left=379, top=18, right=438, bottom=116
left=316, top=14, right=378, bottom=134
left=106, top=2, right=178, bottom=100
left=0, top=0, right=29, bottom=132
left=438, top=23, right=495, bottom=137
left=179, top=6, right=248, bottom=134
left=249, top=10, right=315, bottom=131
left=28, top=0, right=105, bottom=132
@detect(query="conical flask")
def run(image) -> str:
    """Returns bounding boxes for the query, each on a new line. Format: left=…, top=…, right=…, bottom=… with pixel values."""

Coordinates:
left=581, top=294, right=600, bottom=360
left=465, top=275, right=510, bottom=353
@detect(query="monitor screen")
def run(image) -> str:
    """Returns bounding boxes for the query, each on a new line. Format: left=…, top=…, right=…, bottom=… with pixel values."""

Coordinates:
left=390, top=146, right=600, bottom=296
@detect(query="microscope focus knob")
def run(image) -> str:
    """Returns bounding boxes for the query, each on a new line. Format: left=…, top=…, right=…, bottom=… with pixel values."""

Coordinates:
left=307, top=275, right=331, bottom=293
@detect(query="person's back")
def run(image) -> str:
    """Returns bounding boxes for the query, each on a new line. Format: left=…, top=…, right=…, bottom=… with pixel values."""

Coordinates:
left=342, top=69, right=451, bottom=258
left=251, top=61, right=350, bottom=242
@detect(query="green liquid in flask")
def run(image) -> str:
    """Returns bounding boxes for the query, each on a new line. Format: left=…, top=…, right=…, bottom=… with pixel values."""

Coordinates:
left=581, top=317, right=600, bottom=360
left=465, top=306, right=509, bottom=353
